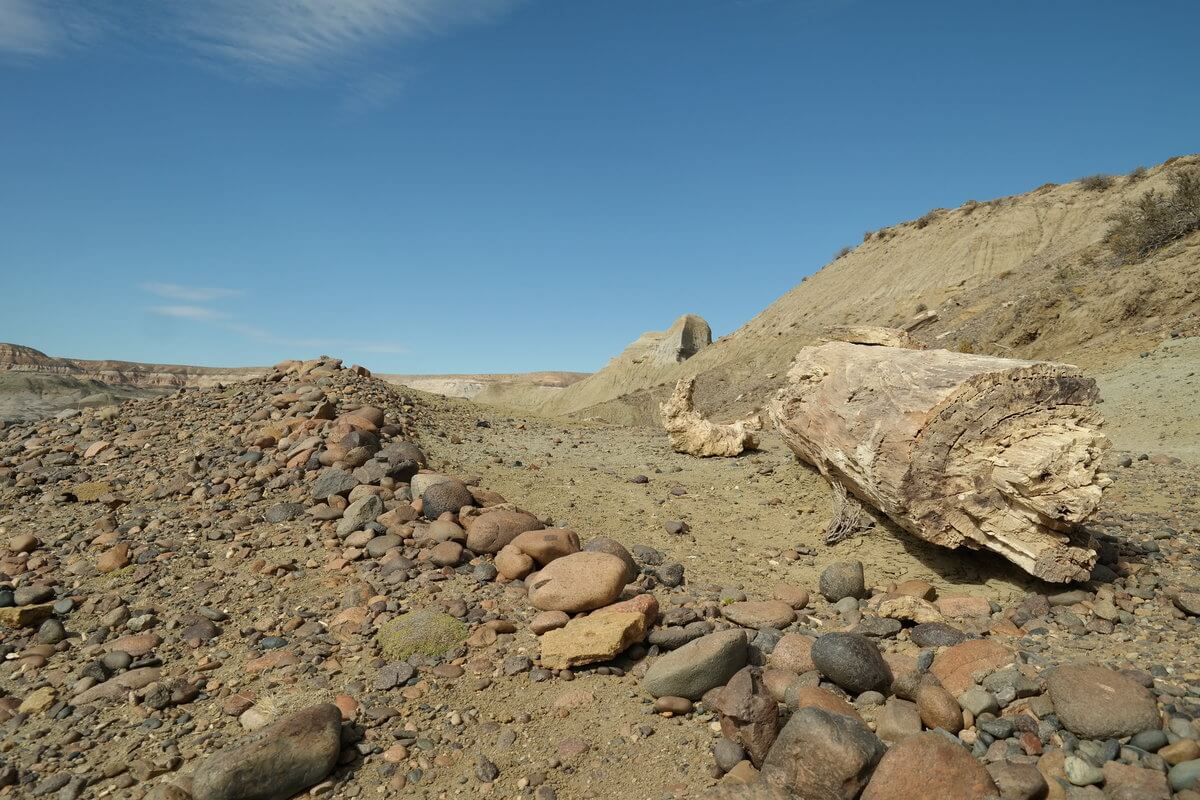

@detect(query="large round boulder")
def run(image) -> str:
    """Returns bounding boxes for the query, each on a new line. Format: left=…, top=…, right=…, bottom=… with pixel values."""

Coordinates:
left=421, top=479, right=474, bottom=520
left=527, top=552, right=628, bottom=613
left=810, top=633, right=892, bottom=695
left=582, top=536, right=639, bottom=584
left=465, top=510, right=544, bottom=553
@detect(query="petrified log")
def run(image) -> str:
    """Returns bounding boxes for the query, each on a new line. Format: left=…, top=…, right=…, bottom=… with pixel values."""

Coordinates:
left=661, top=378, right=760, bottom=457
left=769, top=342, right=1110, bottom=582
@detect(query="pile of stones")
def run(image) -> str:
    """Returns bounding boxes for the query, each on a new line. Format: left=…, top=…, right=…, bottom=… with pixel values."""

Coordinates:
left=0, top=356, right=1198, bottom=800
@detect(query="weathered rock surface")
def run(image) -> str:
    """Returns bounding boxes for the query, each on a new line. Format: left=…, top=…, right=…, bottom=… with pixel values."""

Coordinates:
left=644, top=630, right=748, bottom=700
left=539, top=611, right=647, bottom=670
left=527, top=551, right=629, bottom=612
left=190, top=704, right=342, bottom=800
left=759, top=706, right=885, bottom=800
left=1046, top=663, right=1161, bottom=739
left=715, top=667, right=778, bottom=767
left=861, top=732, right=998, bottom=800
left=660, top=377, right=760, bottom=457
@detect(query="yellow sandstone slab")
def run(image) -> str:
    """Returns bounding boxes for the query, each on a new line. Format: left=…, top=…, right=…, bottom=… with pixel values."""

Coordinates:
left=539, top=611, right=647, bottom=670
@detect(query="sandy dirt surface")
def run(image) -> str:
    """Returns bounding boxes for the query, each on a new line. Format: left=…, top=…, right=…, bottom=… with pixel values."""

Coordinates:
left=1095, top=336, right=1200, bottom=460
left=2, top=364, right=1199, bottom=800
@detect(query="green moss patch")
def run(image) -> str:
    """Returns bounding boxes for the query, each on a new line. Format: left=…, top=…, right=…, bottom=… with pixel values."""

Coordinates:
left=377, top=610, right=467, bottom=660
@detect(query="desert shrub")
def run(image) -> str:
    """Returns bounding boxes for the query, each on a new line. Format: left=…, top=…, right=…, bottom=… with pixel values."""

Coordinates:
left=914, top=210, right=942, bottom=229
left=956, top=340, right=975, bottom=354
left=1080, top=174, right=1115, bottom=192
left=1036, top=182, right=1058, bottom=193
left=1127, top=165, right=1147, bottom=183
left=1105, top=167, right=1200, bottom=262
left=862, top=230, right=873, bottom=242
left=961, top=200, right=980, bottom=216
left=834, top=246, right=853, bottom=260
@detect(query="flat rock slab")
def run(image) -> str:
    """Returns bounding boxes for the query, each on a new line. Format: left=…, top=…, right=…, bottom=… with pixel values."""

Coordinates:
left=539, top=611, right=647, bottom=670
left=721, top=600, right=796, bottom=629
left=644, top=629, right=747, bottom=700
left=0, top=603, right=54, bottom=628
left=191, top=703, right=342, bottom=800
left=1046, top=663, right=1160, bottom=739
left=72, top=667, right=162, bottom=704
left=930, top=640, right=1015, bottom=696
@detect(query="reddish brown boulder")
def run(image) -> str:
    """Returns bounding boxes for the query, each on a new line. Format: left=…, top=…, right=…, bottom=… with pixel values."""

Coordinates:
left=715, top=668, right=779, bottom=767
left=861, top=732, right=997, bottom=800
left=760, top=707, right=884, bottom=800
left=930, top=639, right=1015, bottom=696
left=465, top=510, right=544, bottom=554
left=770, top=634, right=815, bottom=674
left=528, top=552, right=628, bottom=612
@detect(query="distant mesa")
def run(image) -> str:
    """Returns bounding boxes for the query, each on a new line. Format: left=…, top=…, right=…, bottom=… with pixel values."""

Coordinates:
left=0, top=342, right=264, bottom=424
left=381, top=372, right=590, bottom=401
left=0, top=342, right=263, bottom=389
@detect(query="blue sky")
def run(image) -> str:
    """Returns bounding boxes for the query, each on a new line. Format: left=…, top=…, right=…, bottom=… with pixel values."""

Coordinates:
left=2, top=0, right=1197, bottom=373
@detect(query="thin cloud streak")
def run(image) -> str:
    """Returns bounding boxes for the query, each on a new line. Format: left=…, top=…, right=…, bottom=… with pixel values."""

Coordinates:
left=3, top=1, right=517, bottom=78
left=174, top=0, right=515, bottom=71
left=146, top=306, right=406, bottom=356
left=141, top=282, right=244, bottom=302
left=225, top=321, right=407, bottom=354
left=150, top=305, right=229, bottom=321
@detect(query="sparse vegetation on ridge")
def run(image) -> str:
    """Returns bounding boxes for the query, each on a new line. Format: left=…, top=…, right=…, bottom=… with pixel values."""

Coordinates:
left=1105, top=167, right=1200, bottom=262
left=1080, top=173, right=1115, bottom=192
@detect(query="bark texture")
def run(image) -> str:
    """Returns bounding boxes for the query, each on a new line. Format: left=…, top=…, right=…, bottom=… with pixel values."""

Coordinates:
left=661, top=378, right=760, bottom=457
left=769, top=342, right=1110, bottom=582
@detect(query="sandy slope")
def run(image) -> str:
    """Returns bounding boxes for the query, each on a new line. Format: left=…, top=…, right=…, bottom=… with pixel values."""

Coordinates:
left=501, top=156, right=1200, bottom=427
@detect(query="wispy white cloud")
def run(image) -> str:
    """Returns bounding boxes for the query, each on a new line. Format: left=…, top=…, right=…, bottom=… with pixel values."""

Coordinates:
left=149, top=304, right=229, bottom=321
left=140, top=282, right=244, bottom=302
left=144, top=290, right=405, bottom=356
left=0, top=0, right=105, bottom=57
left=343, top=68, right=412, bottom=112
left=0, top=0, right=64, bottom=56
left=172, top=0, right=515, bottom=74
left=4, top=1, right=516, bottom=76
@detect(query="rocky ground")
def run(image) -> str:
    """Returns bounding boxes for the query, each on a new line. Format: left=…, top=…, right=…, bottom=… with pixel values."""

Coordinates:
left=1, top=358, right=1199, bottom=800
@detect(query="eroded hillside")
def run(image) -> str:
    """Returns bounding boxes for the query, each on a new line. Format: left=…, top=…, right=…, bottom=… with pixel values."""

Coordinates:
left=506, top=156, right=1200, bottom=426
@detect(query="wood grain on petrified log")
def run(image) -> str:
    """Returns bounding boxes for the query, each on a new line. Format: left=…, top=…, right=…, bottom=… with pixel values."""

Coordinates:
left=769, top=342, right=1109, bottom=582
